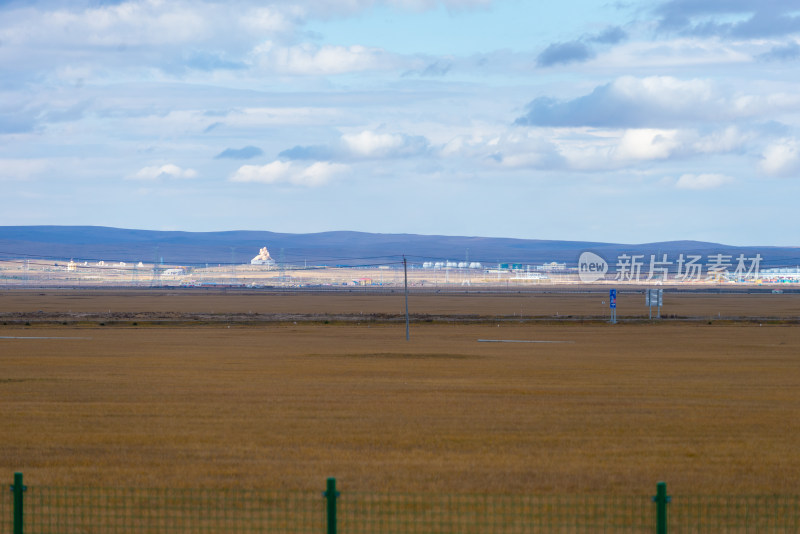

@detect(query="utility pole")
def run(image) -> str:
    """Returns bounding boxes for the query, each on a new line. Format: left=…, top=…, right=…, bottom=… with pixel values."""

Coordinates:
left=464, top=248, right=470, bottom=286
left=279, top=248, right=286, bottom=284
left=150, top=247, right=160, bottom=287
left=404, top=256, right=410, bottom=341
left=230, top=247, right=236, bottom=285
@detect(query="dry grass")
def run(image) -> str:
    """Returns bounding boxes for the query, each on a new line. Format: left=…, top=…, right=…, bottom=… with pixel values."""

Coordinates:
left=2, top=320, right=799, bottom=495
left=1, top=288, right=800, bottom=321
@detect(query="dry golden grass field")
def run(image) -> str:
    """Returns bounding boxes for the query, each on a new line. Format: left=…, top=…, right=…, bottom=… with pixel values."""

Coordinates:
left=1, top=289, right=799, bottom=496
left=1, top=287, right=800, bottom=322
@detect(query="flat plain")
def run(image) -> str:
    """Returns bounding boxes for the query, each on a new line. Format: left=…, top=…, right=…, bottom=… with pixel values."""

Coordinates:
left=1, top=287, right=800, bottom=321
left=1, top=289, right=799, bottom=496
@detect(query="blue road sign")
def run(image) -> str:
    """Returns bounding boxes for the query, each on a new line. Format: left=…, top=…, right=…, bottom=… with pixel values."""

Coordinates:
left=610, top=289, right=617, bottom=309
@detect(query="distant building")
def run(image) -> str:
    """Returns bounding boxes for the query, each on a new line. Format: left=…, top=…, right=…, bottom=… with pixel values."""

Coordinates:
left=537, top=262, right=567, bottom=272
left=423, top=260, right=482, bottom=270
left=761, top=267, right=800, bottom=282
left=251, top=246, right=276, bottom=267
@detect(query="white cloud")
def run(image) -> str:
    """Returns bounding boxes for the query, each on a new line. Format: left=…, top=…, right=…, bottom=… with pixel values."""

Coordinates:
left=691, top=126, right=750, bottom=154
left=555, top=128, right=685, bottom=170
left=342, top=131, right=407, bottom=157
left=252, top=41, right=389, bottom=75
left=239, top=7, right=298, bottom=35
left=279, top=129, right=431, bottom=161
left=517, top=75, right=800, bottom=129
left=130, top=164, right=197, bottom=180
left=320, top=117, right=773, bottom=177
left=760, top=139, right=800, bottom=177
left=229, top=161, right=347, bottom=186
left=676, top=173, right=733, bottom=190
left=517, top=76, right=718, bottom=128
left=341, top=130, right=429, bottom=158
left=616, top=76, right=714, bottom=110
left=415, top=124, right=746, bottom=173
left=598, top=38, right=751, bottom=70
left=655, top=2, right=800, bottom=40
left=449, top=124, right=756, bottom=173
left=0, top=2, right=320, bottom=77
left=0, top=0, right=495, bottom=49
left=613, top=129, right=682, bottom=161
left=230, top=160, right=291, bottom=184
left=2, top=2, right=209, bottom=48
left=482, top=131, right=564, bottom=169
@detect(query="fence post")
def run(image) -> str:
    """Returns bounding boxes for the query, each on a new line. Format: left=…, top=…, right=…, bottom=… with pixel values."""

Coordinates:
left=653, top=481, right=670, bottom=534
left=12, top=472, right=25, bottom=534
left=325, top=477, right=339, bottom=534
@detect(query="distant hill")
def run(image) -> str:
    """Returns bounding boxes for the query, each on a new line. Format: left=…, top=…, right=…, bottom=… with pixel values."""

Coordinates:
left=0, top=225, right=798, bottom=269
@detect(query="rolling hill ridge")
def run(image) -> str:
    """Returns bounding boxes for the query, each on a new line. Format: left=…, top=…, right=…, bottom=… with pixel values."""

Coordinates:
left=0, top=226, right=797, bottom=268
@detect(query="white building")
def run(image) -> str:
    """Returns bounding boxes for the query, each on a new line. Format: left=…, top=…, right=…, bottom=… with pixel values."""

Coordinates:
left=251, top=246, right=276, bottom=267
left=537, top=262, right=567, bottom=272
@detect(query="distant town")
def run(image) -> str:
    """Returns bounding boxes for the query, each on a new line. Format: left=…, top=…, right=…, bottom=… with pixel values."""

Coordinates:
left=1, top=244, right=798, bottom=288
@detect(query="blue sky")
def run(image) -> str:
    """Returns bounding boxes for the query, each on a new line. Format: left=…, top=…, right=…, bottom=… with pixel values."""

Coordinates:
left=2, top=0, right=800, bottom=245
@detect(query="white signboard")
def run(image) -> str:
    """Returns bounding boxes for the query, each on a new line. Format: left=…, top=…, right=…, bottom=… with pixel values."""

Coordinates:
left=646, top=288, right=663, bottom=306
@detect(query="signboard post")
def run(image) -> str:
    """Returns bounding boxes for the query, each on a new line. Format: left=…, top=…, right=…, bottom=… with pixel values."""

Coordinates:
left=609, top=289, right=617, bottom=324
left=646, top=288, right=663, bottom=319
left=657, top=288, right=663, bottom=319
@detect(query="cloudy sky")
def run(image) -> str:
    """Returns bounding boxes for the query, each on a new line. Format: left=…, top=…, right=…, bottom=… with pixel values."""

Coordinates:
left=2, top=0, right=800, bottom=245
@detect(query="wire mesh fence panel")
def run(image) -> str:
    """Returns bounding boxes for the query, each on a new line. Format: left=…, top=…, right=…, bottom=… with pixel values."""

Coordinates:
left=25, top=486, right=325, bottom=534
left=11, top=482, right=800, bottom=533
left=1, top=486, right=10, bottom=534
left=338, top=492, right=655, bottom=534
left=670, top=495, right=800, bottom=533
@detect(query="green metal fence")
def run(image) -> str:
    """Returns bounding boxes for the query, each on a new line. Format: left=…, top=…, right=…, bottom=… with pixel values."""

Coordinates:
left=6, top=476, right=324, bottom=534
left=5, top=474, right=800, bottom=533
left=669, top=495, right=800, bottom=532
left=338, top=491, right=655, bottom=533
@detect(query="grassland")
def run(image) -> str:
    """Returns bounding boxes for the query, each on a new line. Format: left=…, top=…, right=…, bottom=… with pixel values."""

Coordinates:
left=1, top=287, right=800, bottom=323
left=2, top=289, right=799, bottom=495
